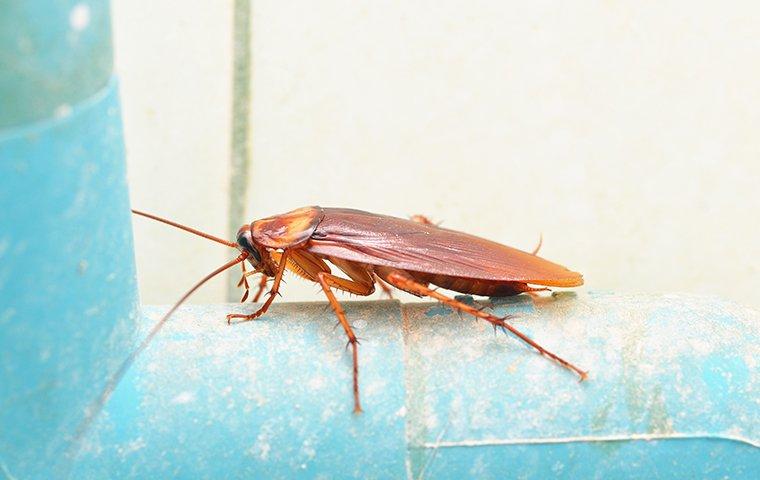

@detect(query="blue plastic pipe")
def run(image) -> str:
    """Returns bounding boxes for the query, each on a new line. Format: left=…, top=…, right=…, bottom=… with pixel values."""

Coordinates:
left=70, top=295, right=758, bottom=479
left=0, top=2, right=138, bottom=478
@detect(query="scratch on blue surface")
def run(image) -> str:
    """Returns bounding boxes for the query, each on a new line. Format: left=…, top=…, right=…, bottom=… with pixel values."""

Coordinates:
left=587, top=290, right=615, bottom=298
left=551, top=291, right=579, bottom=301
left=423, top=296, right=476, bottom=316
left=425, top=304, right=453, bottom=317
left=424, top=295, right=537, bottom=317
left=1, top=461, right=18, bottom=480
left=104, top=364, right=141, bottom=441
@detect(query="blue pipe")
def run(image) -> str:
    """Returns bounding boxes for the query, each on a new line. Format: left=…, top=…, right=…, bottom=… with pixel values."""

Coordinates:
left=0, top=2, right=137, bottom=478
left=70, top=296, right=758, bottom=479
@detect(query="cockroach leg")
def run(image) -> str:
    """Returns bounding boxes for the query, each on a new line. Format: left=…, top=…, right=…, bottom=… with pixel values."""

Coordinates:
left=531, top=233, right=543, bottom=256
left=526, top=290, right=549, bottom=301
left=236, top=270, right=265, bottom=302
left=374, top=274, right=394, bottom=299
left=383, top=270, right=589, bottom=381
left=236, top=270, right=258, bottom=287
left=316, top=272, right=366, bottom=413
left=468, top=297, right=493, bottom=312
left=227, top=250, right=290, bottom=324
left=238, top=261, right=251, bottom=302
left=409, top=214, right=436, bottom=225
left=251, top=275, right=269, bottom=303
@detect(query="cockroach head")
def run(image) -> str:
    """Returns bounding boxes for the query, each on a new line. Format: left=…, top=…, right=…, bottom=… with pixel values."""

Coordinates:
left=236, top=226, right=263, bottom=268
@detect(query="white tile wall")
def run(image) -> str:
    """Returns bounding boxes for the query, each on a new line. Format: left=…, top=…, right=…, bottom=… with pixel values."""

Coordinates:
left=117, top=1, right=760, bottom=307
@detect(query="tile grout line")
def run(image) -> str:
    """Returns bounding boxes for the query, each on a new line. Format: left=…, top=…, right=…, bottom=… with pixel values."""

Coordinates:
left=227, top=0, right=252, bottom=301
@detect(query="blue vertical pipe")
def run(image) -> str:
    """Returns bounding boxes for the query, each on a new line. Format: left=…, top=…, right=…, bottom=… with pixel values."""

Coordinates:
left=0, top=1, right=137, bottom=478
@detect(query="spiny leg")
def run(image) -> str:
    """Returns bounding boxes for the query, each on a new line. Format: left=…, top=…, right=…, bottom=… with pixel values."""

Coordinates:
left=316, top=272, right=366, bottom=413
left=236, top=270, right=266, bottom=301
left=237, top=272, right=268, bottom=302
left=384, top=270, right=588, bottom=380
left=251, top=275, right=269, bottom=302
left=238, top=260, right=251, bottom=302
left=273, top=252, right=373, bottom=412
left=374, top=273, right=394, bottom=299
left=227, top=250, right=290, bottom=323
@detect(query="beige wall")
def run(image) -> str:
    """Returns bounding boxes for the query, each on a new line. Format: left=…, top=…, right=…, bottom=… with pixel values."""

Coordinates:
left=116, top=1, right=760, bottom=307
left=112, top=0, right=233, bottom=303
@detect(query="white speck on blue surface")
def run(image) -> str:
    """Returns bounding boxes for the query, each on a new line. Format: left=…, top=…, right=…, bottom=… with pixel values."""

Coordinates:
left=69, top=4, right=90, bottom=31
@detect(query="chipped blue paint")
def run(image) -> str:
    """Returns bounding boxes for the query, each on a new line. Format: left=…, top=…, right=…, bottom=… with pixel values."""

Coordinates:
left=425, top=303, right=454, bottom=317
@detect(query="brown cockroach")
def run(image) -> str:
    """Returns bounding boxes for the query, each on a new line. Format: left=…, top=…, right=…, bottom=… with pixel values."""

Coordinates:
left=87, top=206, right=586, bottom=425
left=135, top=206, right=586, bottom=411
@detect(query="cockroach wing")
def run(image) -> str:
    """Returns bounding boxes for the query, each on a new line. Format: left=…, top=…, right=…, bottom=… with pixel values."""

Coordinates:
left=307, top=208, right=583, bottom=287
left=251, top=206, right=325, bottom=249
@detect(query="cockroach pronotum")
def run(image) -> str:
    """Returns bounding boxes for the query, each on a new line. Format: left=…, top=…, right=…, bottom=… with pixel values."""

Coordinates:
left=80, top=206, right=586, bottom=432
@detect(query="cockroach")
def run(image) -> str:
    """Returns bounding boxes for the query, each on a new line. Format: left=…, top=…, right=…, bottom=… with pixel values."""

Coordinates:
left=83, top=206, right=586, bottom=429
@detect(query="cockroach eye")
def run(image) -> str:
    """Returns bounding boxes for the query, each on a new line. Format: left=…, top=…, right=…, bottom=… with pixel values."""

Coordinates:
left=236, top=230, right=262, bottom=264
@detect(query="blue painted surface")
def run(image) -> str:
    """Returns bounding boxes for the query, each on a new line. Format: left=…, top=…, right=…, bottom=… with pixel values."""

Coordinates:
left=72, top=302, right=408, bottom=479
left=0, top=1, right=137, bottom=477
left=0, top=79, right=138, bottom=479
left=69, top=294, right=757, bottom=479
left=409, top=438, right=758, bottom=479
left=0, top=1, right=113, bottom=127
left=405, top=293, right=759, bottom=478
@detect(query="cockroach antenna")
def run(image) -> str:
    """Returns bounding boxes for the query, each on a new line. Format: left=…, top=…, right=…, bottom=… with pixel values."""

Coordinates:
left=131, top=209, right=238, bottom=248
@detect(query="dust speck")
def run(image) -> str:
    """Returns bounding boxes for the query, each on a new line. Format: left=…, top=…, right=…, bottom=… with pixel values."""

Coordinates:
left=69, top=4, right=90, bottom=31
left=171, top=391, right=196, bottom=404
left=39, top=348, right=51, bottom=362
left=55, top=104, right=72, bottom=119
left=308, top=375, right=326, bottom=390
left=247, top=432, right=271, bottom=460
left=302, top=439, right=316, bottom=459
left=77, top=259, right=89, bottom=275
